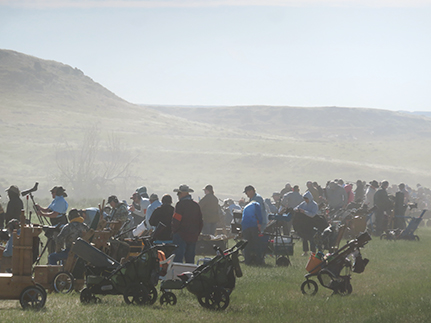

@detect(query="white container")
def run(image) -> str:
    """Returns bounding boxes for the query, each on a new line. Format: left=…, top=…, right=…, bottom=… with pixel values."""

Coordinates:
left=274, top=236, right=293, bottom=245
left=164, top=262, right=198, bottom=280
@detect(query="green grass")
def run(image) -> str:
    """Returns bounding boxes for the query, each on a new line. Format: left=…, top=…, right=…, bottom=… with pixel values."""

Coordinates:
left=1, top=227, right=431, bottom=322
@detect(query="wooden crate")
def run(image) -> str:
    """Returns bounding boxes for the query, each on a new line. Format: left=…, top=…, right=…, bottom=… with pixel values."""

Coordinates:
left=33, top=265, right=63, bottom=286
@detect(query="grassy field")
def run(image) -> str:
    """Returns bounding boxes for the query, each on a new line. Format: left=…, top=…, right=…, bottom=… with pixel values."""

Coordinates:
left=1, top=227, right=431, bottom=323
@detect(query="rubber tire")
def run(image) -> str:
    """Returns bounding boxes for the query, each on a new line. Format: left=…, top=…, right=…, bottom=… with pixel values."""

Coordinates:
left=276, top=256, right=290, bottom=267
left=300, top=280, right=318, bottom=296
left=148, top=286, right=158, bottom=305
left=160, top=292, right=177, bottom=305
left=19, top=286, right=47, bottom=310
left=336, top=281, right=353, bottom=296
left=124, top=284, right=151, bottom=305
left=34, top=283, right=48, bottom=301
left=80, top=287, right=94, bottom=304
left=201, top=288, right=230, bottom=311
left=53, top=271, right=75, bottom=294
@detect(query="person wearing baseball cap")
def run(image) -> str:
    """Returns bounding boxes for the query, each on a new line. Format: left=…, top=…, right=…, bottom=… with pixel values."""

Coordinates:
left=145, top=193, right=162, bottom=230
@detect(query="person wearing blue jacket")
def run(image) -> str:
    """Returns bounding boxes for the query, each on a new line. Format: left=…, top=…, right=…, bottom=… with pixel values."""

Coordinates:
left=242, top=200, right=264, bottom=265
left=295, top=191, right=319, bottom=256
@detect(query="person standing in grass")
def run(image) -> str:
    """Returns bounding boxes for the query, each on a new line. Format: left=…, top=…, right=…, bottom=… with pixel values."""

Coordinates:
left=294, top=191, right=319, bottom=256
left=241, top=200, right=264, bottom=265
left=172, top=184, right=203, bottom=263
left=149, top=194, right=174, bottom=244
left=199, top=184, right=220, bottom=236
left=374, top=180, right=392, bottom=236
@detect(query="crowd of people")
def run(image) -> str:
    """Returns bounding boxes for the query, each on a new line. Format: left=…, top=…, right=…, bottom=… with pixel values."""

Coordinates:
left=0, top=179, right=430, bottom=272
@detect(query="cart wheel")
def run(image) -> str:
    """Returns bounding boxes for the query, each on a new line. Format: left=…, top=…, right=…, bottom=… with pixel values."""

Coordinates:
left=380, top=234, right=387, bottom=240
left=335, top=281, right=353, bottom=296
left=414, top=235, right=420, bottom=241
left=276, top=256, right=290, bottom=267
left=148, top=286, right=158, bottom=305
left=34, top=283, right=48, bottom=301
left=123, top=291, right=134, bottom=305
left=160, top=292, right=177, bottom=305
left=19, top=286, right=47, bottom=310
left=300, top=280, right=318, bottom=296
left=202, top=288, right=230, bottom=311
left=80, top=287, right=95, bottom=304
left=197, top=294, right=208, bottom=308
left=53, top=271, right=74, bottom=294
left=124, top=284, right=151, bottom=305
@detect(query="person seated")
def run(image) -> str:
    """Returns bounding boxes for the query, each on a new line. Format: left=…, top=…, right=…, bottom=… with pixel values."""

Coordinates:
left=0, top=219, right=20, bottom=273
left=48, top=209, right=89, bottom=265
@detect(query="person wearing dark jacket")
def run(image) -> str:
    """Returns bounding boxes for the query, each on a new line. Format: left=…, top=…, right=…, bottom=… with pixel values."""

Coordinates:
left=149, top=194, right=174, bottom=243
left=3, top=185, right=24, bottom=226
left=199, top=184, right=220, bottom=235
left=374, top=180, right=392, bottom=235
left=172, top=184, right=203, bottom=263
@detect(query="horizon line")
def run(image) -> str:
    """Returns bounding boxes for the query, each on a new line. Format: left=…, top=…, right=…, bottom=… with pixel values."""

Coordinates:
left=2, top=0, right=431, bottom=9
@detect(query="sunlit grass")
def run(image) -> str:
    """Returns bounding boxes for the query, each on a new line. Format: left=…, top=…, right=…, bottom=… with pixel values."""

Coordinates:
left=1, top=227, right=431, bottom=322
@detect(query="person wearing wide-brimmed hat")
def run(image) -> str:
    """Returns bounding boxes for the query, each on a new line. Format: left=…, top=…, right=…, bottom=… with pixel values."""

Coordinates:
left=2, top=185, right=24, bottom=228
left=199, top=184, right=220, bottom=236
left=36, top=186, right=69, bottom=254
left=172, top=184, right=203, bottom=263
left=37, top=186, right=69, bottom=225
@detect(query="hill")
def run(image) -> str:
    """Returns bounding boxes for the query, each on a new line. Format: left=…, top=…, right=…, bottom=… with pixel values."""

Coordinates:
left=1, top=49, right=431, bottom=202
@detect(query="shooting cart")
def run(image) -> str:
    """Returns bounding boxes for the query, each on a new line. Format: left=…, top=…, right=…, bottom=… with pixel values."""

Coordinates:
left=0, top=212, right=47, bottom=309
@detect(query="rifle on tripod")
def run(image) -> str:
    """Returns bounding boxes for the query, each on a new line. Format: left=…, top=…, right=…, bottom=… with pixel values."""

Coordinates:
left=21, top=182, right=49, bottom=226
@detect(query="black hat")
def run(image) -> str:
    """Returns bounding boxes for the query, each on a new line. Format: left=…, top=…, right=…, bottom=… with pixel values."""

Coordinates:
left=107, top=195, right=118, bottom=204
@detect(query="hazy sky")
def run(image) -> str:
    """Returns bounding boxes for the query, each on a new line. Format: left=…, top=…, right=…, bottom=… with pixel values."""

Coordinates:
left=1, top=0, right=431, bottom=111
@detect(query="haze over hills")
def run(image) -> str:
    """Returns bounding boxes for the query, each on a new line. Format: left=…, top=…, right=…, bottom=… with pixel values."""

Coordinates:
left=1, top=49, right=431, bottom=202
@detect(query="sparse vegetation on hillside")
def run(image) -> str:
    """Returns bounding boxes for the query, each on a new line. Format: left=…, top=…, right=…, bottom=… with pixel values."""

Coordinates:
left=1, top=49, right=431, bottom=200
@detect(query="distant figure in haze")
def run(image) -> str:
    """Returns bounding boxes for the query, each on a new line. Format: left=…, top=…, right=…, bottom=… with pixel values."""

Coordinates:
left=3, top=185, right=23, bottom=227
left=354, top=180, right=365, bottom=204
left=394, top=184, right=408, bottom=230
left=325, top=181, right=348, bottom=210
left=280, top=183, right=292, bottom=197
left=266, top=192, right=281, bottom=214
left=306, top=181, right=319, bottom=202
left=136, top=186, right=149, bottom=199
left=222, top=198, right=241, bottom=226
left=344, top=184, right=355, bottom=205
left=294, top=191, right=319, bottom=256
left=199, top=185, right=220, bottom=236
left=280, top=185, right=303, bottom=212
left=364, top=180, right=379, bottom=209
left=129, top=191, right=150, bottom=227
left=373, top=180, right=392, bottom=235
